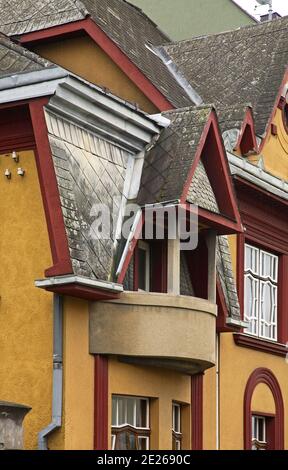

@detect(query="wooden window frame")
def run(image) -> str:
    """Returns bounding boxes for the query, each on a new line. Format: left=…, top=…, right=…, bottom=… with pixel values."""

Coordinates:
left=172, top=403, right=182, bottom=451
left=111, top=395, right=150, bottom=450
left=243, top=243, right=278, bottom=342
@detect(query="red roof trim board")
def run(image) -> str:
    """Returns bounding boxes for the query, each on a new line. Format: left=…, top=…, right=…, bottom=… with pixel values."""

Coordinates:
left=29, top=98, right=73, bottom=277
left=235, top=107, right=258, bottom=155
left=18, top=18, right=174, bottom=112
left=181, top=110, right=243, bottom=232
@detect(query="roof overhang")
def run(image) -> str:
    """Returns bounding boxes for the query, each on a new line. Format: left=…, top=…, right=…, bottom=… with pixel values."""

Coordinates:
left=35, top=275, right=123, bottom=301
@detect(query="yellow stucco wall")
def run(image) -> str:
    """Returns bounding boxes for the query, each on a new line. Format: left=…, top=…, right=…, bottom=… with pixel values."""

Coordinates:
left=108, top=358, right=191, bottom=450
left=33, top=35, right=158, bottom=115
left=50, top=297, right=94, bottom=450
left=249, top=106, right=288, bottom=180
left=0, top=150, right=53, bottom=450
left=203, top=366, right=217, bottom=450
left=219, top=334, right=288, bottom=450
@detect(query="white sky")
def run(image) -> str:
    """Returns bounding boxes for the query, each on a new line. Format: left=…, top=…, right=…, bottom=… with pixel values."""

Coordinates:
left=235, top=0, right=288, bottom=18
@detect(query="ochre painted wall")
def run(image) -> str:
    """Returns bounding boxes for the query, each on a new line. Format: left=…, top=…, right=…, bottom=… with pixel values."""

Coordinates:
left=219, top=334, right=288, bottom=450
left=108, top=358, right=191, bottom=450
left=203, top=367, right=217, bottom=450
left=250, top=107, right=288, bottom=180
left=50, top=297, right=94, bottom=450
left=33, top=35, right=158, bottom=115
left=0, top=150, right=53, bottom=450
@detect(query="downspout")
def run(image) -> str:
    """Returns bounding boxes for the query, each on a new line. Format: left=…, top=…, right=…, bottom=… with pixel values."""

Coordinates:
left=38, top=294, right=63, bottom=450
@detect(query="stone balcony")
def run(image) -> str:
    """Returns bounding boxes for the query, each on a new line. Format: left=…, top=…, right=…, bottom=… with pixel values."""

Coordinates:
left=89, top=292, right=217, bottom=375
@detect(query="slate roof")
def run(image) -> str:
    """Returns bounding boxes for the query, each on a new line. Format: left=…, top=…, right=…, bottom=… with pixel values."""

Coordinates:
left=137, top=106, right=212, bottom=206
left=163, top=16, right=288, bottom=136
left=0, top=0, right=191, bottom=109
left=0, top=33, right=53, bottom=77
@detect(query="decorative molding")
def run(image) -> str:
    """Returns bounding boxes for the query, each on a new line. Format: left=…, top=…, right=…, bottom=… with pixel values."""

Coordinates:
left=47, top=76, right=159, bottom=153
left=234, top=334, right=288, bottom=358
left=244, top=368, right=284, bottom=450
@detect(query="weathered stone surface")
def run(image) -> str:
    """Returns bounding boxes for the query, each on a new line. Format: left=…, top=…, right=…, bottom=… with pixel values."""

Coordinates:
left=0, top=402, right=31, bottom=450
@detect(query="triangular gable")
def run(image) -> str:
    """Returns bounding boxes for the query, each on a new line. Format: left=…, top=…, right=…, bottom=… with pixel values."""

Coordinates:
left=235, top=107, right=258, bottom=155
left=18, top=18, right=175, bottom=113
left=181, top=109, right=242, bottom=233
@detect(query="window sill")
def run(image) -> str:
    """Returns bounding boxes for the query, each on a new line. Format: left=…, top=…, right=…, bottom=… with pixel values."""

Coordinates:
left=234, top=334, right=288, bottom=357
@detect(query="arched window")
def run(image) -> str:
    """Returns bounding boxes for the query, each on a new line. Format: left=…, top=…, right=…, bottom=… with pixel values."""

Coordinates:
left=244, top=368, right=284, bottom=450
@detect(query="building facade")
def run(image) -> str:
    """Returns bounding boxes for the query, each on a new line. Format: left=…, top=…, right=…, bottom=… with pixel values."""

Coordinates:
left=128, top=0, right=257, bottom=40
left=0, top=1, right=287, bottom=451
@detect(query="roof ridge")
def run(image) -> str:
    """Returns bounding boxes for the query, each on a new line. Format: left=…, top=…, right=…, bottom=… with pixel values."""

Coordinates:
left=122, top=0, right=171, bottom=42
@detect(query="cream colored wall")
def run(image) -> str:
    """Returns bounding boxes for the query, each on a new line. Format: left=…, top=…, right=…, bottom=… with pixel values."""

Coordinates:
left=0, top=150, right=53, bottom=449
left=33, top=35, right=158, bottom=115
left=219, top=334, right=288, bottom=450
left=108, top=358, right=191, bottom=450
left=50, top=297, right=94, bottom=450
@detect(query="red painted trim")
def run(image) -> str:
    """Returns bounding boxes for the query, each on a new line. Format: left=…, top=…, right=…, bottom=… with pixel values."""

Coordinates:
left=43, top=283, right=120, bottom=301
left=235, top=178, right=288, bottom=346
left=198, top=207, right=243, bottom=235
left=94, top=355, right=109, bottom=450
left=237, top=233, right=245, bottom=322
left=19, top=19, right=88, bottom=44
left=235, top=107, right=258, bottom=155
left=191, top=374, right=203, bottom=450
left=278, top=255, right=288, bottom=344
left=244, top=368, right=284, bottom=450
left=29, top=99, right=73, bottom=277
left=19, top=18, right=173, bottom=112
left=234, top=334, right=288, bottom=358
left=181, top=110, right=242, bottom=230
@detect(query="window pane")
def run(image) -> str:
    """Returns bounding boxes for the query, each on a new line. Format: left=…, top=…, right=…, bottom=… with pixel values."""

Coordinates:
left=136, top=399, right=148, bottom=428
left=112, top=397, right=117, bottom=426
left=244, top=245, right=278, bottom=341
left=126, top=398, right=135, bottom=426
left=173, top=404, right=181, bottom=433
left=138, top=437, right=149, bottom=450
left=115, top=431, right=137, bottom=450
left=117, top=397, right=127, bottom=426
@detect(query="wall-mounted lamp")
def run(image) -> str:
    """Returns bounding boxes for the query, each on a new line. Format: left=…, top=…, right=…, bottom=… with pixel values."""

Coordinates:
left=12, top=151, right=19, bottom=163
left=5, top=169, right=11, bottom=180
left=17, top=168, right=25, bottom=177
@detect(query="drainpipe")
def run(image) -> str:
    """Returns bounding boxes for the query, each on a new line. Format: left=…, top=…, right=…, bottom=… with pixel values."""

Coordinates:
left=38, top=294, right=63, bottom=450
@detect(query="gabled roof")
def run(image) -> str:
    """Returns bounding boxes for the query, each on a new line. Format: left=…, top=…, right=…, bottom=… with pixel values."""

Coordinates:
left=0, top=0, right=191, bottom=109
left=138, top=105, right=242, bottom=232
left=0, top=33, right=53, bottom=77
left=162, top=16, right=288, bottom=136
left=138, top=106, right=212, bottom=206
